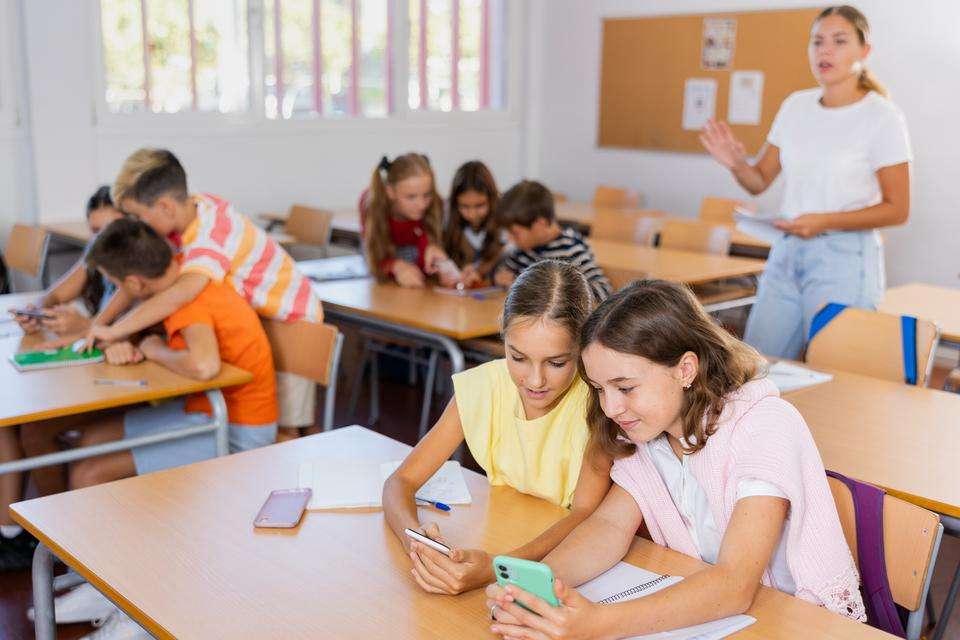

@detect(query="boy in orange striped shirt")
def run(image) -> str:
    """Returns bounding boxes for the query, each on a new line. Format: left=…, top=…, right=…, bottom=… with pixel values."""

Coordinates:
left=87, top=148, right=321, bottom=440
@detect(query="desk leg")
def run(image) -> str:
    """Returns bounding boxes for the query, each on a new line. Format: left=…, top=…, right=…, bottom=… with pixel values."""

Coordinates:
left=932, top=515, right=960, bottom=640
left=32, top=543, right=55, bottom=640
left=205, top=389, right=229, bottom=457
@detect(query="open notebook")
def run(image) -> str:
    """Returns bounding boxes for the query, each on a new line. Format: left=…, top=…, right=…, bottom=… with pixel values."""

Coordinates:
left=297, top=459, right=472, bottom=510
left=766, top=360, right=833, bottom=394
left=10, top=343, right=104, bottom=372
left=578, top=562, right=755, bottom=639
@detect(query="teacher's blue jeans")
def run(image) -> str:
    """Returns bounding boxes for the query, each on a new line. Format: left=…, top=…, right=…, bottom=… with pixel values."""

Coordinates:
left=744, top=230, right=885, bottom=360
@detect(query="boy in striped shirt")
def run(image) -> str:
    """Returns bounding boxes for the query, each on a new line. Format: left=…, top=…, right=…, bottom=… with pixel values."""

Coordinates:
left=87, top=148, right=321, bottom=441
left=493, top=180, right=612, bottom=302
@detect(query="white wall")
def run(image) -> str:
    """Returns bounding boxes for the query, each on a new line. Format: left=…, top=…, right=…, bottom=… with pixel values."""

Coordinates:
left=19, top=0, right=529, bottom=226
left=0, top=0, right=34, bottom=235
left=530, top=0, right=960, bottom=288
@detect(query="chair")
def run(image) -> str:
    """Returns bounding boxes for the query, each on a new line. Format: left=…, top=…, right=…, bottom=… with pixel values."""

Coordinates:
left=658, top=220, right=732, bottom=255
left=946, top=368, right=960, bottom=393
left=827, top=473, right=942, bottom=639
left=268, top=205, right=336, bottom=258
left=805, top=304, right=940, bottom=387
left=590, top=209, right=663, bottom=245
left=698, top=196, right=746, bottom=224
left=3, top=224, right=49, bottom=292
left=593, top=185, right=641, bottom=209
left=261, top=319, right=344, bottom=431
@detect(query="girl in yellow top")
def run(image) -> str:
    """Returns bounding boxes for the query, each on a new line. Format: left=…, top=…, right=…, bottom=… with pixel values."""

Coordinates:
left=383, top=260, right=612, bottom=595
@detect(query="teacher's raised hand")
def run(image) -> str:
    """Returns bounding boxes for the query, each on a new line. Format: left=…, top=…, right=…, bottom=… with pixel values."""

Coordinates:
left=699, top=119, right=748, bottom=170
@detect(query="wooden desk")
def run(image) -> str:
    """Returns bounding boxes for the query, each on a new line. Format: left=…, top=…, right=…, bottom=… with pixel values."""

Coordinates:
left=880, top=283, right=960, bottom=347
left=590, top=239, right=767, bottom=286
left=556, top=201, right=771, bottom=254
left=11, top=426, right=890, bottom=639
left=783, top=367, right=960, bottom=520
left=40, top=220, right=92, bottom=247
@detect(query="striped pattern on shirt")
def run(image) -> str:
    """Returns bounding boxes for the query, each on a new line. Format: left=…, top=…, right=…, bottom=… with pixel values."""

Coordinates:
left=180, top=194, right=322, bottom=322
left=502, top=228, right=613, bottom=301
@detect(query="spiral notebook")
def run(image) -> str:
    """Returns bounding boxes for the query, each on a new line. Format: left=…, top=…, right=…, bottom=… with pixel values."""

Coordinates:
left=578, top=562, right=755, bottom=639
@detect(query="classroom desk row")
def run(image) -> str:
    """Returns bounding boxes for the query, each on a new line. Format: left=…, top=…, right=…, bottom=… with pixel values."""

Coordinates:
left=12, top=425, right=897, bottom=640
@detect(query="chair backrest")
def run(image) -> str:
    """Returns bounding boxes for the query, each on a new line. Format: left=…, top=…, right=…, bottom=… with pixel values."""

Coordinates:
left=593, top=185, right=640, bottom=209
left=806, top=305, right=940, bottom=387
left=285, top=205, right=333, bottom=246
left=261, top=319, right=341, bottom=387
left=658, top=220, right=732, bottom=255
left=828, top=476, right=940, bottom=615
left=698, top=196, right=745, bottom=224
left=590, top=208, right=663, bottom=245
left=3, top=225, right=49, bottom=291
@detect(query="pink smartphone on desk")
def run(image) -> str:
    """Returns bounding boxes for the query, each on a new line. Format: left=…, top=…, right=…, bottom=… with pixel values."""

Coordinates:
left=253, top=488, right=312, bottom=528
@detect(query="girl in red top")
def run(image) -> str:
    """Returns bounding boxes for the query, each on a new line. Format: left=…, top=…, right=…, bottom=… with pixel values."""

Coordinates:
left=361, top=153, right=454, bottom=288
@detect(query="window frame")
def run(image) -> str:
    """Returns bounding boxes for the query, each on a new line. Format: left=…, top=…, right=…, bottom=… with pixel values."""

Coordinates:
left=92, top=0, right=522, bottom=134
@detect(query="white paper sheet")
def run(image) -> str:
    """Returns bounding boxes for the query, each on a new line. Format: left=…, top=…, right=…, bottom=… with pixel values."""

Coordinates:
left=579, top=562, right=756, bottom=639
left=682, top=78, right=717, bottom=131
left=728, top=70, right=764, bottom=125
left=298, top=459, right=472, bottom=509
left=733, top=206, right=785, bottom=244
left=766, top=361, right=834, bottom=394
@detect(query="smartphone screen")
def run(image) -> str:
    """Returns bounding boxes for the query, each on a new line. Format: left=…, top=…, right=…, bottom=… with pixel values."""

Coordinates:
left=404, top=528, right=452, bottom=557
left=254, top=488, right=312, bottom=528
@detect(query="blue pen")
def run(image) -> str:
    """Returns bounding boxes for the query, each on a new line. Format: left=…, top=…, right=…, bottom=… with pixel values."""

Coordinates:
left=415, top=497, right=451, bottom=511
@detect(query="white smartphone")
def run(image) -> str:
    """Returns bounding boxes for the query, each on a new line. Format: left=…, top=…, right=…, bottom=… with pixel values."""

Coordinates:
left=404, top=528, right=452, bottom=557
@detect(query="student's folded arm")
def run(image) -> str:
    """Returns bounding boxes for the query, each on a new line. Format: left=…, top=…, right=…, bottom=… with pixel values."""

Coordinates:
left=507, top=443, right=612, bottom=564
left=593, top=494, right=788, bottom=638
left=382, top=396, right=466, bottom=550
left=107, top=272, right=210, bottom=340
left=141, top=323, right=221, bottom=381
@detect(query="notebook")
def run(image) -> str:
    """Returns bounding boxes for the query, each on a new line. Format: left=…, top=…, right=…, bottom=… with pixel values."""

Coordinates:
left=297, top=459, right=472, bottom=510
left=297, top=255, right=369, bottom=282
left=766, top=360, right=833, bottom=393
left=10, top=343, right=105, bottom=372
left=579, top=563, right=755, bottom=639
left=733, top=206, right=785, bottom=245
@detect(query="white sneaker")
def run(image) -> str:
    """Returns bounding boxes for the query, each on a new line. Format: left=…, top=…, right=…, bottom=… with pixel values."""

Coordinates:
left=26, top=582, right=117, bottom=624
left=80, top=610, right=152, bottom=640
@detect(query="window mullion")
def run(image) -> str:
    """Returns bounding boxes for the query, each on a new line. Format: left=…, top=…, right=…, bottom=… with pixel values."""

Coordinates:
left=313, top=0, right=322, bottom=114
left=418, top=0, right=427, bottom=109
left=188, top=0, right=198, bottom=110
left=479, top=0, right=489, bottom=109
left=450, top=0, right=459, bottom=110
left=140, top=0, right=152, bottom=110
left=349, top=0, right=360, bottom=116
left=274, top=0, right=284, bottom=116
left=248, top=0, right=267, bottom=121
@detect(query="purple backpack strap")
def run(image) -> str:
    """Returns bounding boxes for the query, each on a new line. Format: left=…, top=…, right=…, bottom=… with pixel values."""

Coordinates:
left=826, top=470, right=907, bottom=637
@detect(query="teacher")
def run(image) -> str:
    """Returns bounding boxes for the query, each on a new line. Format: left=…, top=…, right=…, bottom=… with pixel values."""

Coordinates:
left=700, top=5, right=911, bottom=359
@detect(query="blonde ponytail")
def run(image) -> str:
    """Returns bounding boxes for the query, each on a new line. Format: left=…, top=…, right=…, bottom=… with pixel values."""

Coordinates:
left=858, top=66, right=888, bottom=98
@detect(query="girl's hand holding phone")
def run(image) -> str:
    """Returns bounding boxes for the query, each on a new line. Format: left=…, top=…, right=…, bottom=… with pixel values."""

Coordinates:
left=41, top=305, right=90, bottom=335
left=407, top=523, right=494, bottom=595
left=12, top=304, right=44, bottom=333
left=488, top=579, right=606, bottom=640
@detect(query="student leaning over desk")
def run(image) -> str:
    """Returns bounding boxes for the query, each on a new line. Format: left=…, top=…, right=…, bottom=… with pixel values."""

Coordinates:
left=486, top=280, right=864, bottom=639
left=383, top=260, right=612, bottom=595
left=701, top=5, right=911, bottom=360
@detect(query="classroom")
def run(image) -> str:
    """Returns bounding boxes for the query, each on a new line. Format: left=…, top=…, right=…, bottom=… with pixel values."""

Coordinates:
left=0, top=0, right=959, bottom=638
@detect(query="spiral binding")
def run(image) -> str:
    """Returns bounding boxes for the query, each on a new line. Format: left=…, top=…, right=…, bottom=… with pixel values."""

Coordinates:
left=598, top=575, right=672, bottom=604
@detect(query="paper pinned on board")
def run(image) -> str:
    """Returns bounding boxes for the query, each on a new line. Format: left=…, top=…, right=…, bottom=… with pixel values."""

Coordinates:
left=728, top=70, right=764, bottom=125
left=579, top=562, right=756, bottom=639
left=701, top=18, right=737, bottom=70
left=682, top=78, right=717, bottom=131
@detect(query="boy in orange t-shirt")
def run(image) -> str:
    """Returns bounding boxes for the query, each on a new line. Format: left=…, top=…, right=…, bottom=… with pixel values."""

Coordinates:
left=69, top=217, right=278, bottom=486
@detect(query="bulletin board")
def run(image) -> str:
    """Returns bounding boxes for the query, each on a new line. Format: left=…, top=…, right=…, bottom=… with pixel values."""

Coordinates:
left=597, top=7, right=821, bottom=155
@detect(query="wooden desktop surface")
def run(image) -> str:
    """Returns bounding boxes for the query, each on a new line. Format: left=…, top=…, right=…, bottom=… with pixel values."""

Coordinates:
left=590, top=239, right=767, bottom=285
left=784, top=366, right=960, bottom=519
left=11, top=426, right=890, bottom=639
left=556, top=201, right=771, bottom=250
left=314, top=279, right=505, bottom=340
left=880, top=283, right=960, bottom=344
left=0, top=297, right=252, bottom=427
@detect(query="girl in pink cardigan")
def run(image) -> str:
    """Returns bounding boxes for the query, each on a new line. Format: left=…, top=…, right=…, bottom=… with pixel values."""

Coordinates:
left=487, top=280, right=865, bottom=639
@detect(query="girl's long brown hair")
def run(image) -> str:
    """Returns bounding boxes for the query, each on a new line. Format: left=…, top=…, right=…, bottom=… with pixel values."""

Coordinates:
left=579, top=280, right=762, bottom=459
left=443, top=160, right=502, bottom=268
left=815, top=5, right=888, bottom=98
left=363, top=153, right=443, bottom=279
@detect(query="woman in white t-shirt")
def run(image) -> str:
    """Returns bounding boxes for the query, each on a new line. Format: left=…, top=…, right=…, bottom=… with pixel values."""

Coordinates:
left=700, top=5, right=911, bottom=359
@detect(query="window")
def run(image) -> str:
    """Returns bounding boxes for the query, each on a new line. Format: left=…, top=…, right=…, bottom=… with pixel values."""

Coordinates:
left=263, top=0, right=389, bottom=119
left=408, top=0, right=505, bottom=112
left=97, top=0, right=507, bottom=121
left=99, top=0, right=250, bottom=114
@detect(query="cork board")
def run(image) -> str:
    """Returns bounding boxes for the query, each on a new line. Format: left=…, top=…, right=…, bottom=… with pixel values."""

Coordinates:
left=598, top=8, right=821, bottom=154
